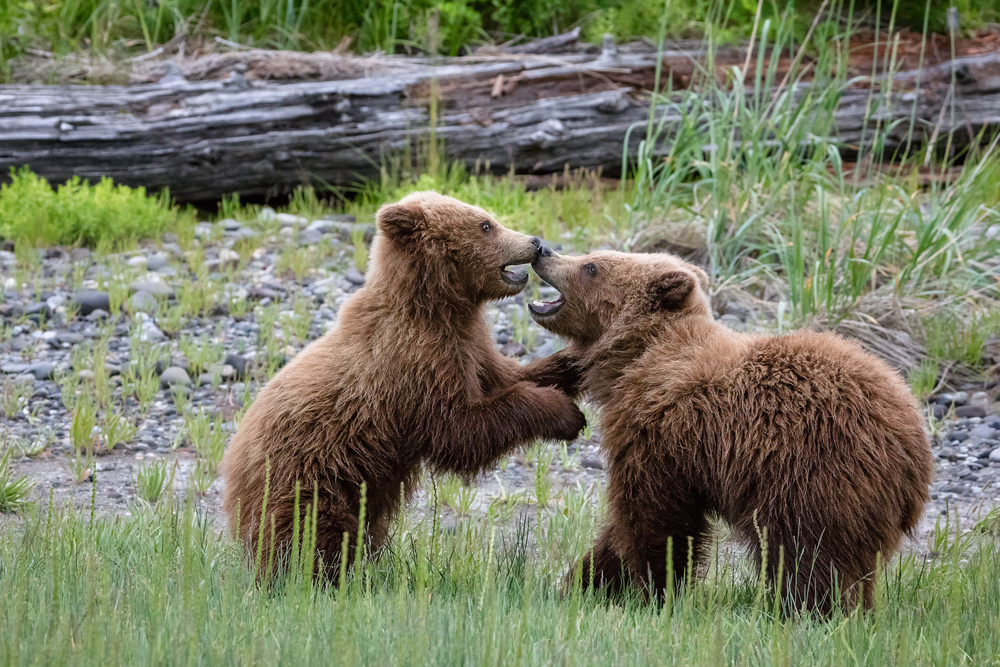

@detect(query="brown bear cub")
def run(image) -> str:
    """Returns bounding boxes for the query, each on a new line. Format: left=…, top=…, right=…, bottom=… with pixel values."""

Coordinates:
left=529, top=248, right=933, bottom=612
left=222, top=192, right=584, bottom=578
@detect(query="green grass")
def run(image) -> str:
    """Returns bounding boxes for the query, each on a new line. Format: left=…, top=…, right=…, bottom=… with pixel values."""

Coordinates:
left=0, top=168, right=192, bottom=251
left=0, top=447, right=35, bottom=513
left=2, top=0, right=996, bottom=82
left=1, top=495, right=1000, bottom=664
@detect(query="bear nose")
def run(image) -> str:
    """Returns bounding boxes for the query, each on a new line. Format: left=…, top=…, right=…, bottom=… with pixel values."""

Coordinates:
left=539, top=244, right=553, bottom=258
left=530, top=236, right=542, bottom=249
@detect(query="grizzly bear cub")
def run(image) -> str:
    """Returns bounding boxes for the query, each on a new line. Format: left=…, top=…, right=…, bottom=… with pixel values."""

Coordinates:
left=529, top=248, right=933, bottom=612
left=222, top=192, right=584, bottom=577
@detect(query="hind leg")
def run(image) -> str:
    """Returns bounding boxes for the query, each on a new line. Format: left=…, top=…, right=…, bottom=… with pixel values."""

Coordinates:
left=742, top=518, right=886, bottom=614
left=566, top=529, right=629, bottom=597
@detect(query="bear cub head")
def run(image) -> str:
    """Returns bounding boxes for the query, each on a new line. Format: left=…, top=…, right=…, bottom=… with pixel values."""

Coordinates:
left=529, top=249, right=711, bottom=344
left=373, top=191, right=541, bottom=303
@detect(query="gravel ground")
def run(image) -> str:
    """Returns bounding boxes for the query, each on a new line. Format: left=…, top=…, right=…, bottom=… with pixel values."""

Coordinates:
left=2, top=212, right=999, bottom=555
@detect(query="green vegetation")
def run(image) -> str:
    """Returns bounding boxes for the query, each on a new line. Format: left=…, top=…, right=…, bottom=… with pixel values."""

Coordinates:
left=1, top=494, right=999, bottom=664
left=0, top=446, right=35, bottom=513
left=0, top=168, right=191, bottom=251
left=2, top=3, right=1000, bottom=662
left=1, top=0, right=996, bottom=76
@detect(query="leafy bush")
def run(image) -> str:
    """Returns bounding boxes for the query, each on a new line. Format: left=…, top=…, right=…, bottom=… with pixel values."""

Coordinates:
left=0, top=168, right=182, bottom=250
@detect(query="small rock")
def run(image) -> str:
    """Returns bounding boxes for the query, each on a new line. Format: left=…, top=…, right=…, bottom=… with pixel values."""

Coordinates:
left=130, top=290, right=158, bottom=314
left=85, top=309, right=110, bottom=322
left=276, top=213, right=308, bottom=227
left=197, top=373, right=214, bottom=386
left=499, top=342, right=526, bottom=357
left=936, top=391, right=969, bottom=406
left=307, top=219, right=338, bottom=234
left=970, top=391, right=989, bottom=405
left=345, top=267, right=366, bottom=286
left=956, top=405, right=987, bottom=419
left=990, top=448, right=1000, bottom=462
left=249, top=286, right=277, bottom=301
left=218, top=248, right=240, bottom=267
left=72, top=290, right=111, bottom=316
left=947, top=431, right=970, bottom=443
left=142, top=325, right=166, bottom=343
left=581, top=457, right=604, bottom=470
left=159, top=366, right=192, bottom=389
left=127, top=256, right=148, bottom=269
left=27, top=362, right=55, bottom=381
left=533, top=339, right=556, bottom=357
left=56, top=332, right=84, bottom=346
left=78, top=369, right=96, bottom=381
left=129, top=279, right=174, bottom=298
left=298, top=228, right=323, bottom=246
left=224, top=353, right=249, bottom=378
left=1, top=363, right=29, bottom=374
left=969, top=424, right=997, bottom=440
left=930, top=404, right=947, bottom=420
left=146, top=255, right=169, bottom=271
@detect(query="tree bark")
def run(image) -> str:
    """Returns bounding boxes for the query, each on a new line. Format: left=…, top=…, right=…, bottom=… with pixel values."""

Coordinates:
left=0, top=42, right=997, bottom=204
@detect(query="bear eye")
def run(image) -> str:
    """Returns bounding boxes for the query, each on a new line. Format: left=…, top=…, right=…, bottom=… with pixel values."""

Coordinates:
left=480, top=221, right=492, bottom=233
left=584, top=263, right=597, bottom=277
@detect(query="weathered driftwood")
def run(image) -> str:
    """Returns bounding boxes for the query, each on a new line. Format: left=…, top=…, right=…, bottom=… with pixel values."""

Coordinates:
left=0, top=39, right=997, bottom=203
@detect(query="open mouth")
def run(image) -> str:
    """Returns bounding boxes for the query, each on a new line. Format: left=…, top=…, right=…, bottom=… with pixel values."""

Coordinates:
left=528, top=293, right=564, bottom=317
left=501, top=263, right=529, bottom=286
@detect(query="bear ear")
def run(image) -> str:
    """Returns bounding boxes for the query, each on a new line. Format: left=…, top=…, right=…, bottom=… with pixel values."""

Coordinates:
left=376, top=201, right=426, bottom=241
left=648, top=270, right=695, bottom=312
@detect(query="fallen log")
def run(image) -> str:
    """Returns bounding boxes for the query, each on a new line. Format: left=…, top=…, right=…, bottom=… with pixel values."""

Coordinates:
left=0, top=39, right=997, bottom=204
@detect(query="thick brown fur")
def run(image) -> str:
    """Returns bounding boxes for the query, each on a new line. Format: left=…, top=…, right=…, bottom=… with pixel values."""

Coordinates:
left=529, top=248, right=934, bottom=613
left=222, top=192, right=585, bottom=579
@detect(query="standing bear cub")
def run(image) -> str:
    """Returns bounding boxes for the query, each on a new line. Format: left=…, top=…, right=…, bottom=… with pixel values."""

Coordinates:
left=529, top=248, right=933, bottom=612
left=223, top=192, right=584, bottom=577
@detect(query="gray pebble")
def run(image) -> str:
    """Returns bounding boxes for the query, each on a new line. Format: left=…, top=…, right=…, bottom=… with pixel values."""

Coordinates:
left=85, top=309, right=110, bottom=322
left=936, top=391, right=969, bottom=406
left=72, top=290, right=110, bottom=316
left=499, top=342, right=526, bottom=357
left=129, top=279, right=174, bottom=298
left=956, top=405, right=987, bottom=419
left=345, top=267, right=366, bottom=286
left=146, top=255, right=169, bottom=271
left=224, top=353, right=249, bottom=378
left=970, top=424, right=997, bottom=440
left=159, top=366, right=192, bottom=388
left=56, top=332, right=84, bottom=345
left=27, top=362, right=56, bottom=381
left=1, top=362, right=29, bottom=374
left=131, top=290, right=158, bottom=314
left=298, top=229, right=323, bottom=246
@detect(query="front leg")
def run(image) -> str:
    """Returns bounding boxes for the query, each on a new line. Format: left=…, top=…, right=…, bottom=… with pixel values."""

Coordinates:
left=426, top=381, right=585, bottom=477
left=519, top=348, right=583, bottom=397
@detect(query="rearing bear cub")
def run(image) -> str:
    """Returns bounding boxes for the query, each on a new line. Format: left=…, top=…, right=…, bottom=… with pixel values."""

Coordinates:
left=222, top=192, right=584, bottom=577
left=529, top=247, right=933, bottom=612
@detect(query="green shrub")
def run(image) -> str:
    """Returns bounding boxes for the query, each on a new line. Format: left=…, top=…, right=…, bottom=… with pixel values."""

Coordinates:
left=0, top=168, right=182, bottom=250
